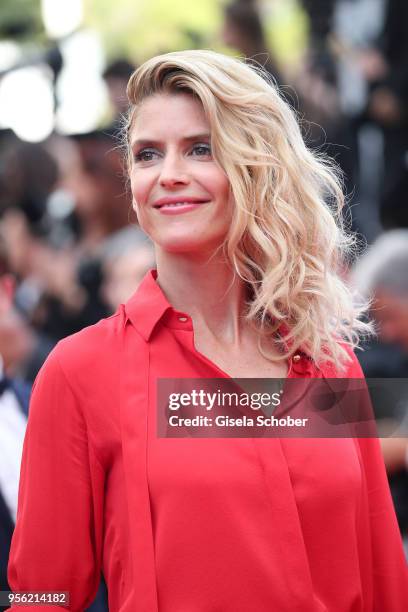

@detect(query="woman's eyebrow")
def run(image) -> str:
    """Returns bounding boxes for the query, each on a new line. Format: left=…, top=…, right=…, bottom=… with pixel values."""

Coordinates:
left=131, top=139, right=157, bottom=149
left=131, top=133, right=211, bottom=148
left=182, top=133, right=211, bottom=142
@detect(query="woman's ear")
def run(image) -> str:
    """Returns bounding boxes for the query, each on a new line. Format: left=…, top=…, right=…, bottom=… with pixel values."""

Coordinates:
left=132, top=198, right=138, bottom=213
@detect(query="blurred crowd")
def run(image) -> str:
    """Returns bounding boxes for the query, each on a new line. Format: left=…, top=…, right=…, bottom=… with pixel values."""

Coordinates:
left=0, top=0, right=407, bottom=608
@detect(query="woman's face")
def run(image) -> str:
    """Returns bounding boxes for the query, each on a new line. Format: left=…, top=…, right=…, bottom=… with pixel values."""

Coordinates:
left=129, top=93, right=232, bottom=255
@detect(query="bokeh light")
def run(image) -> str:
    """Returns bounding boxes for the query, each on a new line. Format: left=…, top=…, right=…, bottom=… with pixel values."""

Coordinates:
left=0, top=65, right=54, bottom=141
left=41, top=0, right=83, bottom=39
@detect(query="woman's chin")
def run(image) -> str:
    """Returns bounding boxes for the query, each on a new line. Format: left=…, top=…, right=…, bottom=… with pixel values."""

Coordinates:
left=156, top=235, right=225, bottom=257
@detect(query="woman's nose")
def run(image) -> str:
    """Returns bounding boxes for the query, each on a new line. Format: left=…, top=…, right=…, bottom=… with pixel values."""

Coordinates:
left=158, top=153, right=190, bottom=188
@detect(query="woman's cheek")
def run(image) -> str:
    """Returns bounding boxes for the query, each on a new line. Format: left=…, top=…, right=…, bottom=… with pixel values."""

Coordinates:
left=134, top=206, right=150, bottom=234
left=131, top=170, right=155, bottom=210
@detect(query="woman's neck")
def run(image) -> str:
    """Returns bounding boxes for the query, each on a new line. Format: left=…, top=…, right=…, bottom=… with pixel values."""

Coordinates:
left=155, top=249, right=249, bottom=345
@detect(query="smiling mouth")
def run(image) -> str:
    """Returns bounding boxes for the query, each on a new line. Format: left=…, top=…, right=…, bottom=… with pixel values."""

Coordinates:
left=153, top=200, right=210, bottom=210
left=155, top=202, right=194, bottom=208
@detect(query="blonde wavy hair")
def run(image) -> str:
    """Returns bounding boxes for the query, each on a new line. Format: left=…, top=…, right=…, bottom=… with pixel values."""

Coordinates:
left=126, top=49, right=370, bottom=370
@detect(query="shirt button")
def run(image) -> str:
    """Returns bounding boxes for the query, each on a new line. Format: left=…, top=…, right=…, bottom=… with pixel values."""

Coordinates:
left=178, top=316, right=188, bottom=322
left=292, top=354, right=301, bottom=363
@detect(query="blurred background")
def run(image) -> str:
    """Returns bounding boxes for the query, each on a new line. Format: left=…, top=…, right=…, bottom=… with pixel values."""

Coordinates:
left=0, top=0, right=407, bottom=607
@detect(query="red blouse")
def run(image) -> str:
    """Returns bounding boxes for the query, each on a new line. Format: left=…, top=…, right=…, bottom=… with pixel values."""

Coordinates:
left=8, top=270, right=408, bottom=611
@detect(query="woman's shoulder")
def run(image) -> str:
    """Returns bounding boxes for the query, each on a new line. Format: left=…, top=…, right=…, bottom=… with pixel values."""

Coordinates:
left=317, top=344, right=365, bottom=379
left=40, top=307, right=128, bottom=385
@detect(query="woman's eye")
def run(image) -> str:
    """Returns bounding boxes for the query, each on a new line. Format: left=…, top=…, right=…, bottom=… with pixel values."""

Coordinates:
left=191, top=143, right=212, bottom=157
left=134, top=149, right=159, bottom=163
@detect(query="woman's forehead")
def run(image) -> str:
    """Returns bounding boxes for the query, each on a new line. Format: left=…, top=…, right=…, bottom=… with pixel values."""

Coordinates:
left=129, top=93, right=209, bottom=142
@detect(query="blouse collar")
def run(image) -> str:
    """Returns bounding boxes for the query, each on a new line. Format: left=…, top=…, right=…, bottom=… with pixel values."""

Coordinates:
left=124, top=270, right=316, bottom=377
left=124, top=270, right=172, bottom=341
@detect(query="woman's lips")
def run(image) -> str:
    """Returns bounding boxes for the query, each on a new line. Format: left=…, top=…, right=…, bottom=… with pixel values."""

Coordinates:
left=154, top=200, right=209, bottom=214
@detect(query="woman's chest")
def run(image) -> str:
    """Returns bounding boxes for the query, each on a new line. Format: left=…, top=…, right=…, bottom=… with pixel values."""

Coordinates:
left=202, top=348, right=288, bottom=378
left=191, top=334, right=289, bottom=378
left=145, top=435, right=363, bottom=532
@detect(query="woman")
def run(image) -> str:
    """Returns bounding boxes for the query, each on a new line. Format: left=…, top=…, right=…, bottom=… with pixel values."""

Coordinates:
left=8, top=50, right=407, bottom=611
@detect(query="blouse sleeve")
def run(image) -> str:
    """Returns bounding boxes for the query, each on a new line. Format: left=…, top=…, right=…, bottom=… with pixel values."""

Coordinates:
left=357, top=436, right=408, bottom=610
left=348, top=351, right=408, bottom=609
left=7, top=348, right=105, bottom=612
